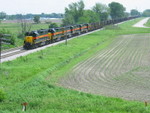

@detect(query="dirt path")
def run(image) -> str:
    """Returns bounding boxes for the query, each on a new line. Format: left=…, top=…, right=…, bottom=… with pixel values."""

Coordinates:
left=60, top=34, right=150, bottom=102
left=133, top=17, right=150, bottom=28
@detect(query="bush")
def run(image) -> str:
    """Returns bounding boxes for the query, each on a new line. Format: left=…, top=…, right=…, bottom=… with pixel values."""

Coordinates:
left=17, top=33, right=24, bottom=39
left=49, top=22, right=58, bottom=28
left=0, top=29, right=16, bottom=45
left=0, top=89, right=6, bottom=102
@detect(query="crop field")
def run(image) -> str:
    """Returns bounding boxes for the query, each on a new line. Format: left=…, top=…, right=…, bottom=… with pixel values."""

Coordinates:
left=60, top=33, right=150, bottom=102
left=0, top=18, right=150, bottom=113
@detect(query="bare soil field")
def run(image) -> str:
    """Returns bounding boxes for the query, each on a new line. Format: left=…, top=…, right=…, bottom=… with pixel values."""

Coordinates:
left=60, top=33, right=150, bottom=102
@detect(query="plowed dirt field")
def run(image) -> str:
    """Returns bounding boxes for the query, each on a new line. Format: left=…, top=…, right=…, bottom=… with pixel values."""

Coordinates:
left=60, top=33, right=150, bottom=102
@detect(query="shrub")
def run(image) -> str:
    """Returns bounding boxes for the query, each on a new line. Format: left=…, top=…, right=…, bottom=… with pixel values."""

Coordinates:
left=49, top=22, right=58, bottom=28
left=0, top=29, right=16, bottom=45
left=0, top=89, right=6, bottom=102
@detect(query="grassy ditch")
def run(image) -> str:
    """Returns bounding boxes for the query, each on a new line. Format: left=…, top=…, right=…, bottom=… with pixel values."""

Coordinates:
left=144, top=18, right=150, bottom=27
left=0, top=18, right=150, bottom=113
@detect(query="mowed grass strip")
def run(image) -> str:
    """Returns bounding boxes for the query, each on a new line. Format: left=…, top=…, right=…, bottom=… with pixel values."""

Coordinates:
left=144, top=18, right=150, bottom=27
left=0, top=18, right=150, bottom=113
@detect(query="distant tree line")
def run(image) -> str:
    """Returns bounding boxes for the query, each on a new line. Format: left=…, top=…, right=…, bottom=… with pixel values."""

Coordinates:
left=0, top=12, right=63, bottom=20
left=62, top=1, right=143, bottom=26
left=62, top=0, right=150, bottom=26
left=142, top=9, right=150, bottom=17
left=0, top=2, right=149, bottom=23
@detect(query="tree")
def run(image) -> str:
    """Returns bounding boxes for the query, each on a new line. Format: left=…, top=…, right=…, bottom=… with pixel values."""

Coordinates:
left=0, top=29, right=15, bottom=45
left=78, top=10, right=99, bottom=23
left=15, top=14, right=23, bottom=19
left=130, top=9, right=140, bottom=16
left=62, top=0, right=85, bottom=26
left=49, top=22, right=58, bottom=28
left=17, top=16, right=32, bottom=38
left=33, top=16, right=40, bottom=24
left=92, top=3, right=109, bottom=21
left=19, top=19, right=32, bottom=38
left=0, top=12, right=6, bottom=20
left=125, top=12, right=130, bottom=17
left=109, top=2, right=126, bottom=19
left=62, top=13, right=75, bottom=26
left=142, top=9, right=150, bottom=17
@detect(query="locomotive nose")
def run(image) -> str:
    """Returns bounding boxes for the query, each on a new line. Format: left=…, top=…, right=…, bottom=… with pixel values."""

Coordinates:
left=25, top=36, right=33, bottom=43
left=24, top=36, right=33, bottom=49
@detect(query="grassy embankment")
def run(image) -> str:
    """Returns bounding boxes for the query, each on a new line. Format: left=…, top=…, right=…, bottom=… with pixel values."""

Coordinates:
left=0, top=18, right=150, bottom=113
left=144, top=18, right=150, bottom=27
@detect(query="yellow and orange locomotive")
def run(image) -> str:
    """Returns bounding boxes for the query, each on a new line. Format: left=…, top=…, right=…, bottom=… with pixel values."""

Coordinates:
left=23, top=24, right=90, bottom=49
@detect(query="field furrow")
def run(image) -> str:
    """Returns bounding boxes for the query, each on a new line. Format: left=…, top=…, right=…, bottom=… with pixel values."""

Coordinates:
left=60, top=34, right=150, bottom=101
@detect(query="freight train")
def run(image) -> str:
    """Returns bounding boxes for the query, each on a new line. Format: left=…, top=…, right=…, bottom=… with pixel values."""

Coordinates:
left=23, top=16, right=138, bottom=49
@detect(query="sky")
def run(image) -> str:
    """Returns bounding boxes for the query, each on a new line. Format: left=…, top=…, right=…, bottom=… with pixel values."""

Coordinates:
left=0, top=0, right=149, bottom=15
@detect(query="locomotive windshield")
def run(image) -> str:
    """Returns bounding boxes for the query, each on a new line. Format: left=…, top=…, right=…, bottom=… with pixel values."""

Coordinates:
left=25, top=31, right=39, bottom=37
left=48, top=28, right=55, bottom=33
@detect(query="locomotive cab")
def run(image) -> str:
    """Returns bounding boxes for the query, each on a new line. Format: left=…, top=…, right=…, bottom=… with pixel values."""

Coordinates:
left=24, top=31, right=38, bottom=49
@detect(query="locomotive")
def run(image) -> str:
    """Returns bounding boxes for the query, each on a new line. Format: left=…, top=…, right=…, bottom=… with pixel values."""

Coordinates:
left=23, top=16, right=138, bottom=49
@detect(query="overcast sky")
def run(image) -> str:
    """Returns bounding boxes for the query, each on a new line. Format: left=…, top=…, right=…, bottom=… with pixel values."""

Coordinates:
left=0, top=0, right=149, bottom=14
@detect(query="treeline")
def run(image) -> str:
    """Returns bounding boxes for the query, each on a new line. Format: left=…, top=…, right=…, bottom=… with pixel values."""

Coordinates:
left=0, top=12, right=63, bottom=20
left=142, top=9, right=150, bottom=17
left=62, top=1, right=142, bottom=26
left=0, top=1, right=149, bottom=22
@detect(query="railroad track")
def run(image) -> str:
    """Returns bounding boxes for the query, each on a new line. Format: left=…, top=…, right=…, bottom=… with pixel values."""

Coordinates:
left=1, top=47, right=25, bottom=59
left=1, top=47, right=27, bottom=63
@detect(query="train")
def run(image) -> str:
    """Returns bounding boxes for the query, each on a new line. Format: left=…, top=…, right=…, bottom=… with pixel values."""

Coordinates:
left=23, top=16, right=138, bottom=49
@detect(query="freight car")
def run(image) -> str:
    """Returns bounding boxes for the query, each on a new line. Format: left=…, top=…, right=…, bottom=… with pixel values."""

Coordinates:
left=23, top=16, right=138, bottom=49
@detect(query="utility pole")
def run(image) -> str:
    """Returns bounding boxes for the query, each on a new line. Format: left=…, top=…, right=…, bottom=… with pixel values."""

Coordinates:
left=65, top=35, right=68, bottom=45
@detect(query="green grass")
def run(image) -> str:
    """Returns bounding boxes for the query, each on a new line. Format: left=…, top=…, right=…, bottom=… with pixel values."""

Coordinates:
left=0, top=18, right=150, bottom=113
left=0, top=23, right=50, bottom=34
left=144, top=18, right=150, bottom=27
